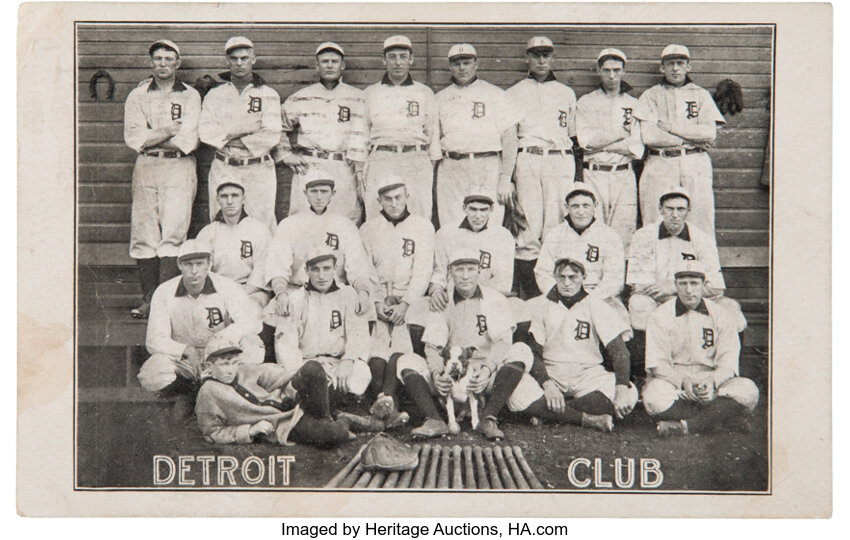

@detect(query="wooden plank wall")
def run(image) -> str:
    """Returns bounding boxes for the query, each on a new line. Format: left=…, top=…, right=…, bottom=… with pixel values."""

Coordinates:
left=77, top=23, right=772, bottom=261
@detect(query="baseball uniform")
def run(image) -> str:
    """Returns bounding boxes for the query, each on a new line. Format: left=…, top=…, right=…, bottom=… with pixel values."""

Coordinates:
left=275, top=81, right=368, bottom=222
left=199, top=72, right=282, bottom=229
left=436, top=76, right=519, bottom=229
left=642, top=297, right=759, bottom=416
left=138, top=272, right=264, bottom=392
left=506, top=72, right=577, bottom=261
left=634, top=77, right=725, bottom=235
left=363, top=74, right=442, bottom=220
left=195, top=209, right=271, bottom=291
left=576, top=86, right=644, bottom=249
left=124, top=77, right=201, bottom=260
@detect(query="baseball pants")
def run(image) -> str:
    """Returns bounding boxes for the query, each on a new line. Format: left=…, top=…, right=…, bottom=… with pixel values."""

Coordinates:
left=137, top=336, right=265, bottom=393
left=313, top=356, right=372, bottom=397
left=396, top=343, right=541, bottom=412
left=288, top=158, right=361, bottom=223
left=642, top=366, right=759, bottom=416
left=436, top=155, right=504, bottom=229
left=544, top=363, right=639, bottom=407
left=639, top=152, right=715, bottom=236
left=129, top=154, right=197, bottom=259
left=514, top=152, right=575, bottom=261
left=628, top=293, right=748, bottom=332
left=364, top=150, right=433, bottom=221
left=583, top=166, right=637, bottom=251
left=208, top=158, right=278, bottom=230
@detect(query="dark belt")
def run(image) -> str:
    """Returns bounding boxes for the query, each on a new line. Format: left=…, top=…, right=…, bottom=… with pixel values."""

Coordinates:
left=142, top=149, right=184, bottom=159
left=519, top=146, right=573, bottom=156
left=294, top=147, right=346, bottom=161
left=444, top=150, right=501, bottom=160
left=215, top=152, right=273, bottom=166
left=371, top=144, right=428, bottom=154
left=648, top=147, right=705, bottom=158
left=583, top=162, right=631, bottom=172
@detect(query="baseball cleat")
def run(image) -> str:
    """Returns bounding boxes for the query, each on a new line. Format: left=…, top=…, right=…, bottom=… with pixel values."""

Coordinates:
left=336, top=412, right=385, bottom=433
left=657, top=419, right=689, bottom=437
left=384, top=410, right=410, bottom=430
left=131, top=301, right=151, bottom=319
left=369, top=393, right=396, bottom=421
left=476, top=417, right=505, bottom=441
left=410, top=418, right=449, bottom=439
left=581, top=412, right=614, bottom=433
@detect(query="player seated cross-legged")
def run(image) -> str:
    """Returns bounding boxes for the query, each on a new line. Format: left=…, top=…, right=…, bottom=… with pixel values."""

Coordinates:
left=395, top=249, right=539, bottom=441
left=642, top=260, right=759, bottom=437
left=517, top=257, right=638, bottom=432
left=273, top=245, right=383, bottom=432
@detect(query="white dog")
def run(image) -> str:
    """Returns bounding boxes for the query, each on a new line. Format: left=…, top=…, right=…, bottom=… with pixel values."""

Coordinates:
left=441, top=346, right=484, bottom=434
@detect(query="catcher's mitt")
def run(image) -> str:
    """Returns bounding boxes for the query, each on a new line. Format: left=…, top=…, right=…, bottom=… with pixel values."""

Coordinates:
left=193, top=75, right=219, bottom=99
left=360, top=433, right=419, bottom=471
left=502, top=192, right=529, bottom=238
left=713, top=79, right=744, bottom=116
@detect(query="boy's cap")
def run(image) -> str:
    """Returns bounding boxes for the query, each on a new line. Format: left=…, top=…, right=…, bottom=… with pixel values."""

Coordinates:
left=204, top=334, right=243, bottom=361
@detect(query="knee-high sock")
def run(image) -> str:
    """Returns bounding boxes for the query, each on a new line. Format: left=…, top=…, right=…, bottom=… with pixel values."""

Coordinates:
left=522, top=397, right=583, bottom=425
left=259, top=323, right=276, bottom=363
left=158, top=256, right=180, bottom=284
left=513, top=259, right=541, bottom=299
left=401, top=369, right=440, bottom=420
left=367, top=357, right=387, bottom=399
left=408, top=325, right=426, bottom=358
left=685, top=397, right=748, bottom=433
left=289, top=415, right=351, bottom=448
left=383, top=352, right=402, bottom=397
left=628, top=330, right=647, bottom=381
left=137, top=257, right=160, bottom=303
left=292, top=361, right=331, bottom=419
left=568, top=391, right=614, bottom=416
left=481, top=361, right=524, bottom=419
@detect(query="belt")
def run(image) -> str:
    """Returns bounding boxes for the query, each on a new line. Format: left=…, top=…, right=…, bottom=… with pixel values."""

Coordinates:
left=583, top=162, right=631, bottom=172
left=294, top=147, right=346, bottom=161
left=142, top=149, right=184, bottom=159
left=648, top=148, right=705, bottom=158
left=519, top=146, right=573, bottom=156
left=215, top=152, right=272, bottom=166
left=371, top=144, right=428, bottom=154
left=305, top=354, right=343, bottom=361
left=444, top=150, right=501, bottom=160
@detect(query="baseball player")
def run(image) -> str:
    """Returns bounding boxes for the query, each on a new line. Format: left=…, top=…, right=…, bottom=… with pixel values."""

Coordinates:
left=363, top=35, right=442, bottom=220
left=506, top=36, right=578, bottom=298
left=435, top=44, right=519, bottom=229
left=358, top=176, right=435, bottom=422
left=124, top=39, right=201, bottom=319
left=264, top=169, right=380, bottom=327
left=199, top=36, right=282, bottom=229
left=576, top=48, right=644, bottom=250
left=195, top=334, right=356, bottom=447
left=275, top=42, right=368, bottom=223
left=137, top=239, right=264, bottom=419
left=626, top=186, right=747, bottom=377
left=534, top=184, right=626, bottom=306
left=394, top=249, right=540, bottom=440
left=520, top=257, right=639, bottom=432
left=642, top=260, right=759, bottom=437
left=634, top=44, right=725, bottom=236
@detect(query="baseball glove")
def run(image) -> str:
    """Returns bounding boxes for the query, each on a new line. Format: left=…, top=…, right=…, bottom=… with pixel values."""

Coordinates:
left=502, top=192, right=529, bottom=238
left=360, top=433, right=419, bottom=471
left=713, top=79, right=744, bottom=116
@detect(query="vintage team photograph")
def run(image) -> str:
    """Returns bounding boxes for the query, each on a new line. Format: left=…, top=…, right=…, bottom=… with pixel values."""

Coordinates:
left=74, top=15, right=773, bottom=493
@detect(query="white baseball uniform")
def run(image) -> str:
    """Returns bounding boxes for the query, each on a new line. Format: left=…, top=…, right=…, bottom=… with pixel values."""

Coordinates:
left=506, top=73, right=577, bottom=261
left=195, top=210, right=271, bottom=290
left=199, top=73, right=282, bottom=229
left=576, top=87, right=644, bottom=250
left=363, top=74, right=442, bottom=220
left=634, top=78, right=725, bottom=235
left=124, top=78, right=201, bottom=259
left=275, top=81, right=369, bottom=222
left=435, top=78, right=519, bottom=228
left=642, top=297, right=759, bottom=416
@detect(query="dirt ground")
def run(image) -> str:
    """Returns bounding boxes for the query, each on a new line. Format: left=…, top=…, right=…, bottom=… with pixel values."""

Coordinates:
left=76, top=396, right=768, bottom=491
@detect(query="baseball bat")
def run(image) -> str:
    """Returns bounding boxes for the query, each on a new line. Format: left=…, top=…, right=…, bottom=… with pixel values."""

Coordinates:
left=493, top=446, right=517, bottom=489
left=424, top=444, right=441, bottom=489
left=410, top=444, right=431, bottom=488
left=324, top=444, right=367, bottom=488
left=463, top=446, right=476, bottom=489
left=513, top=446, right=544, bottom=489
left=482, top=447, right=503, bottom=489
left=437, top=446, right=451, bottom=489
left=396, top=447, right=420, bottom=489
left=383, top=471, right=400, bottom=489
left=503, top=446, right=530, bottom=490
left=472, top=446, right=489, bottom=490
left=367, top=471, right=386, bottom=489
left=339, top=462, right=365, bottom=489
left=354, top=469, right=374, bottom=488
left=451, top=445, right=463, bottom=489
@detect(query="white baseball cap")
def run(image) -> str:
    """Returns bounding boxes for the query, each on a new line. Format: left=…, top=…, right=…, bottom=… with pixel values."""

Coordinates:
left=597, top=47, right=627, bottom=65
left=383, top=35, right=413, bottom=52
left=305, top=244, right=337, bottom=268
left=149, top=39, right=180, bottom=56
left=449, top=248, right=481, bottom=267
left=376, top=175, right=407, bottom=196
left=526, top=36, right=554, bottom=52
left=216, top=179, right=245, bottom=193
left=204, top=334, right=243, bottom=361
left=178, top=239, right=211, bottom=263
left=302, top=168, right=335, bottom=190
left=463, top=188, right=496, bottom=206
left=225, top=36, right=254, bottom=54
left=673, top=259, right=706, bottom=280
left=448, top=43, right=477, bottom=60
left=565, top=182, right=598, bottom=203
left=659, top=185, right=691, bottom=205
left=316, top=41, right=345, bottom=57
left=553, top=256, right=587, bottom=276
left=661, top=44, right=690, bottom=61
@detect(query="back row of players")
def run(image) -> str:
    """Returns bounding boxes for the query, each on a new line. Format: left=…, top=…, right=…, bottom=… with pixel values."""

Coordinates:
left=126, top=35, right=758, bottom=447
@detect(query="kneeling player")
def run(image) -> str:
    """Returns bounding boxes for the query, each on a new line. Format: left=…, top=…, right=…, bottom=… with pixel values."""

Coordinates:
left=196, top=334, right=355, bottom=448
left=521, top=257, right=638, bottom=432
left=642, top=260, right=759, bottom=437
